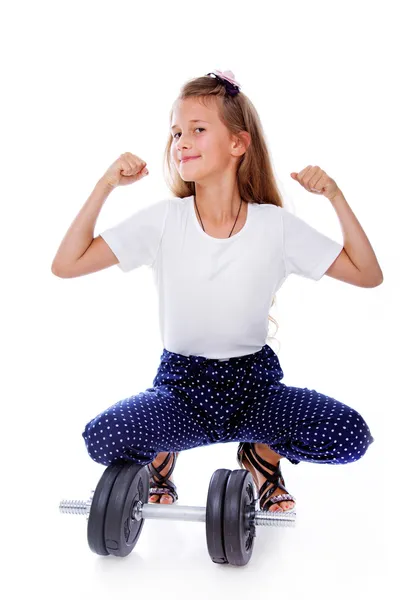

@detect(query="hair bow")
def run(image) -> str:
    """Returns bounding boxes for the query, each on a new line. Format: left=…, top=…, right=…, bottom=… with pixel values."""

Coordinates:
left=206, top=69, right=241, bottom=96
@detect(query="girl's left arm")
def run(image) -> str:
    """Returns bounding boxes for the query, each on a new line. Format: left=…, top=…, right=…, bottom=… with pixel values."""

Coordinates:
left=290, top=166, right=384, bottom=287
left=328, top=189, right=383, bottom=286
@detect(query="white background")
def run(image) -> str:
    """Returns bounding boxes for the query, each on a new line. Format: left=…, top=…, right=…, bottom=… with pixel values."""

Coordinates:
left=1, top=0, right=398, bottom=598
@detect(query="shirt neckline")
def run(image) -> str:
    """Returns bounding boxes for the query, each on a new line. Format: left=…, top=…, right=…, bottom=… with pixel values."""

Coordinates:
left=189, top=195, right=251, bottom=242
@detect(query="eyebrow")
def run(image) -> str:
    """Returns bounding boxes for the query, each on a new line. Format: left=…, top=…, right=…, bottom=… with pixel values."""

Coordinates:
left=170, top=119, right=210, bottom=130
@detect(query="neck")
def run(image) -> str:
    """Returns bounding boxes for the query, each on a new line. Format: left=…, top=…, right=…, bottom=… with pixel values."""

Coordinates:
left=193, top=188, right=243, bottom=225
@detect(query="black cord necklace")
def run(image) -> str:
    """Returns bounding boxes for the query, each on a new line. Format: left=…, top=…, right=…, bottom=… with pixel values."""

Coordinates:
left=194, top=196, right=243, bottom=238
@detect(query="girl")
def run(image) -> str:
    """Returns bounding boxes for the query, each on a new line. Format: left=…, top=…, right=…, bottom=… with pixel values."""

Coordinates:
left=52, top=70, right=380, bottom=514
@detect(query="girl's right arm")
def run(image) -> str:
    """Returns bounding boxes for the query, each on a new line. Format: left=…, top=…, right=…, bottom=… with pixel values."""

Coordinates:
left=51, top=153, right=149, bottom=278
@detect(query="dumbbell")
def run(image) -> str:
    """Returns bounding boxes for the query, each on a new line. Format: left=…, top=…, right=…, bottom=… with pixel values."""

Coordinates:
left=59, top=462, right=296, bottom=567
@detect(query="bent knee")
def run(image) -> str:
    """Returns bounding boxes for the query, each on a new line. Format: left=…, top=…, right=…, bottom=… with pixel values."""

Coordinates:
left=81, top=415, right=120, bottom=466
left=81, top=415, right=156, bottom=467
left=338, top=409, right=375, bottom=463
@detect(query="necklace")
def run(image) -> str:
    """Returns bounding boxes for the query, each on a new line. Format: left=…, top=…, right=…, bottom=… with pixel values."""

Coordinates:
left=194, top=196, right=243, bottom=238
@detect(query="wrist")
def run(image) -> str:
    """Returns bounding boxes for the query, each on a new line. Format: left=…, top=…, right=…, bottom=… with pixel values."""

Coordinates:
left=97, top=176, right=116, bottom=194
left=329, top=189, right=345, bottom=204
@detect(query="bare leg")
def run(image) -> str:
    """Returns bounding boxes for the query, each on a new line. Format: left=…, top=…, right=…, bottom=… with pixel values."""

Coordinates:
left=254, top=442, right=284, bottom=463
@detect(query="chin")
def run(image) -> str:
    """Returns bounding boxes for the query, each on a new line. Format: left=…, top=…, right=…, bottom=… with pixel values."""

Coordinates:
left=179, top=166, right=204, bottom=182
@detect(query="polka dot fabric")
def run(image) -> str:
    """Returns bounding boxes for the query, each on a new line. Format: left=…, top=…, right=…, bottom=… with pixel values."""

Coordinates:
left=82, top=343, right=375, bottom=467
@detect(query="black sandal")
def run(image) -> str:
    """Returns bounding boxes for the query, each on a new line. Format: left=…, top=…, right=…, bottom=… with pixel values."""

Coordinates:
left=237, top=442, right=296, bottom=513
left=147, top=451, right=179, bottom=503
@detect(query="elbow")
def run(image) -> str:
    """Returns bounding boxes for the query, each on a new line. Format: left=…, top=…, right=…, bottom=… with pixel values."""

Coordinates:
left=373, top=270, right=384, bottom=286
left=51, top=263, right=64, bottom=278
left=364, top=273, right=384, bottom=288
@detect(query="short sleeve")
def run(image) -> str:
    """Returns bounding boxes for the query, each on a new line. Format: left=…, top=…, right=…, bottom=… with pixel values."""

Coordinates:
left=281, top=207, right=343, bottom=281
left=99, top=198, right=170, bottom=273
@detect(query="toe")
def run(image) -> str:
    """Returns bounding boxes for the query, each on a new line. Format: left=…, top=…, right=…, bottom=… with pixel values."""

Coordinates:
left=160, top=494, right=173, bottom=503
left=149, top=494, right=160, bottom=503
left=280, top=501, right=295, bottom=511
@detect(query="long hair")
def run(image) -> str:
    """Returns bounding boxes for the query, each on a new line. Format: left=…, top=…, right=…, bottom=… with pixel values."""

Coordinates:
left=163, top=74, right=284, bottom=351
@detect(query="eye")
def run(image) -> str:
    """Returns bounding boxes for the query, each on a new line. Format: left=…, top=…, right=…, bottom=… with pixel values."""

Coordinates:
left=172, top=127, right=205, bottom=139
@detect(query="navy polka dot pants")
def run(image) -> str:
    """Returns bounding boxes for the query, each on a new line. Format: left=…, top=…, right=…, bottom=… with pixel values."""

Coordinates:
left=82, top=343, right=375, bottom=467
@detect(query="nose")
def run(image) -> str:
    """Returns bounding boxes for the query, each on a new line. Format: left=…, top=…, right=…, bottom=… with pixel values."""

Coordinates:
left=177, top=142, right=191, bottom=152
left=176, top=132, right=193, bottom=152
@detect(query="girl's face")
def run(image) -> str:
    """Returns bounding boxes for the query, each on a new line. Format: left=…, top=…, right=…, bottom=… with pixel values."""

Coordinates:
left=170, top=97, right=236, bottom=182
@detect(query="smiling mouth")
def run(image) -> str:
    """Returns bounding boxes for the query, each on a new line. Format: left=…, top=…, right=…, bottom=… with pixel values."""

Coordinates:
left=181, top=157, right=200, bottom=163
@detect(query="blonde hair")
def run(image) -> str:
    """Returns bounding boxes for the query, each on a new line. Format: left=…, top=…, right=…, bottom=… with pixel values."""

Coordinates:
left=163, top=74, right=284, bottom=351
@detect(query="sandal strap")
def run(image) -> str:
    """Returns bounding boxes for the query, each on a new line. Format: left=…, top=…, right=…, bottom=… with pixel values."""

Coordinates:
left=147, top=451, right=178, bottom=485
left=261, top=492, right=296, bottom=511
left=238, top=443, right=284, bottom=484
left=149, top=481, right=179, bottom=502
left=259, top=476, right=291, bottom=501
left=242, top=443, right=283, bottom=482
left=149, top=486, right=176, bottom=495
left=149, top=478, right=179, bottom=502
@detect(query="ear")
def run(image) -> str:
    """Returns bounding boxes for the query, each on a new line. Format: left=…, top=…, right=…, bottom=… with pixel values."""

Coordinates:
left=232, top=130, right=251, bottom=156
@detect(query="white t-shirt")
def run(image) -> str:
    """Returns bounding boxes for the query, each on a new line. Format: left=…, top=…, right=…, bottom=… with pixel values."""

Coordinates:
left=100, top=195, right=343, bottom=359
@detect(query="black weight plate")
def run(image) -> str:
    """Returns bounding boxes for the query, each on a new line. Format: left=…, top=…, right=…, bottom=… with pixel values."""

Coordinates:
left=205, top=469, right=231, bottom=564
left=223, top=469, right=257, bottom=566
left=104, top=463, right=150, bottom=557
left=87, top=463, right=124, bottom=556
